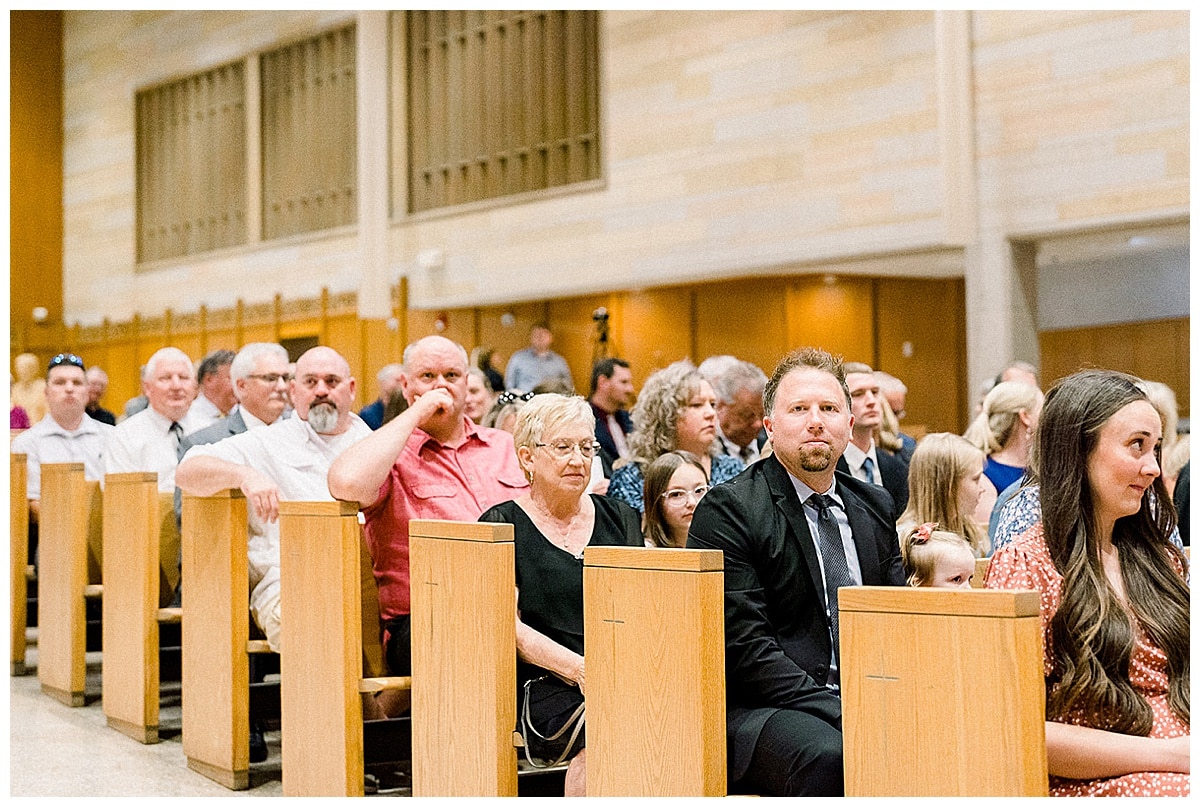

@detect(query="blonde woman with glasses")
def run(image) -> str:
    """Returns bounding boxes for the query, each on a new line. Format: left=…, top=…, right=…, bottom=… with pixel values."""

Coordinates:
left=479, top=393, right=642, bottom=795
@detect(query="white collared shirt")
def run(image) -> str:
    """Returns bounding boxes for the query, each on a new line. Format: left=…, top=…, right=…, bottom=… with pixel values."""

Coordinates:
left=12, top=413, right=113, bottom=500
left=180, top=413, right=371, bottom=617
left=186, top=393, right=225, bottom=433
left=842, top=440, right=881, bottom=485
left=105, top=406, right=202, bottom=492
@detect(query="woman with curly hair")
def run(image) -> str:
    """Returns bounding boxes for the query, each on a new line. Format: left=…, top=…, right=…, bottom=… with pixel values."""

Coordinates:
left=607, top=360, right=743, bottom=513
left=986, top=370, right=1190, bottom=796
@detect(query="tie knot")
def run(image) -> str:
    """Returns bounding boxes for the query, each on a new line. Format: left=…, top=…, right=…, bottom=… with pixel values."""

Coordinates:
left=808, top=493, right=831, bottom=513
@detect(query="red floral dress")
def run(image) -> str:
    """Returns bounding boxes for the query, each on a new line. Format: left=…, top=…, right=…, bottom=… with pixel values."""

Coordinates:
left=986, top=524, right=1190, bottom=797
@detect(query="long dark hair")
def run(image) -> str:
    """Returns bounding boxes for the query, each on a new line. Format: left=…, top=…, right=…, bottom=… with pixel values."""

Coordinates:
left=642, top=450, right=708, bottom=548
left=1038, top=370, right=1189, bottom=731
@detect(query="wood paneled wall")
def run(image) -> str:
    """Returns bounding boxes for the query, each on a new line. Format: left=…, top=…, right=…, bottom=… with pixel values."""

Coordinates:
left=1040, top=318, right=1189, bottom=419
left=65, top=275, right=982, bottom=435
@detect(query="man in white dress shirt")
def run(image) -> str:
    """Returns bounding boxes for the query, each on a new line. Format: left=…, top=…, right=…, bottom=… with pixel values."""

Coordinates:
left=175, top=346, right=369, bottom=652
left=186, top=349, right=236, bottom=431
left=104, top=346, right=199, bottom=493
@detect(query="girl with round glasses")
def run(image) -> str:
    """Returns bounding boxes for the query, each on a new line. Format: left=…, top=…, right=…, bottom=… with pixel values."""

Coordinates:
left=642, top=450, right=710, bottom=548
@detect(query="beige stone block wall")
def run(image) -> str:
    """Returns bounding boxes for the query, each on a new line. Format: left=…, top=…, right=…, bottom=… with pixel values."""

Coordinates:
left=60, top=10, right=1187, bottom=333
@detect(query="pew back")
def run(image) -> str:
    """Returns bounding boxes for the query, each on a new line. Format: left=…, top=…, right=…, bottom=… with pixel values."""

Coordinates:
left=583, top=546, right=727, bottom=796
left=278, top=500, right=367, bottom=797
left=37, top=463, right=102, bottom=706
left=11, top=453, right=29, bottom=675
left=409, top=518, right=517, bottom=797
left=839, top=586, right=1047, bottom=796
left=181, top=490, right=251, bottom=790
left=102, top=473, right=172, bottom=742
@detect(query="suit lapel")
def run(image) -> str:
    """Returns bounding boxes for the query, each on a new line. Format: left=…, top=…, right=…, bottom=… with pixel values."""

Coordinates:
left=840, top=484, right=882, bottom=585
left=764, top=457, right=828, bottom=609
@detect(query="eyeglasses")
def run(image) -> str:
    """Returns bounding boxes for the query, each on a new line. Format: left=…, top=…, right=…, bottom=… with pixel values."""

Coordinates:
left=296, top=374, right=344, bottom=389
left=48, top=352, right=85, bottom=372
left=535, top=441, right=601, bottom=460
left=661, top=485, right=711, bottom=505
left=246, top=373, right=293, bottom=385
left=496, top=390, right=536, bottom=407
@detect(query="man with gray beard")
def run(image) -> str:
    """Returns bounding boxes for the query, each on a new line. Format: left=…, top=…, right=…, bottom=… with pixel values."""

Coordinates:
left=176, top=346, right=370, bottom=652
left=687, top=347, right=903, bottom=797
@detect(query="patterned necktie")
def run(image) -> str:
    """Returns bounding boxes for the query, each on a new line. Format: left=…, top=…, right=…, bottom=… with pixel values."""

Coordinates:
left=169, top=421, right=183, bottom=450
left=862, top=455, right=876, bottom=484
left=807, top=493, right=855, bottom=679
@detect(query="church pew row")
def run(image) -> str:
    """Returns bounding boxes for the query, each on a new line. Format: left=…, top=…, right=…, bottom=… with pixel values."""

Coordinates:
left=277, top=509, right=729, bottom=797
left=180, top=493, right=408, bottom=793
left=11, top=452, right=29, bottom=676
left=839, top=585, right=1047, bottom=796
left=101, top=472, right=182, bottom=743
left=37, top=462, right=103, bottom=706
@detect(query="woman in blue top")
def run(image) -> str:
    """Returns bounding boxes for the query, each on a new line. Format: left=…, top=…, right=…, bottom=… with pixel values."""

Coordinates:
left=608, top=360, right=743, bottom=513
left=963, top=380, right=1042, bottom=527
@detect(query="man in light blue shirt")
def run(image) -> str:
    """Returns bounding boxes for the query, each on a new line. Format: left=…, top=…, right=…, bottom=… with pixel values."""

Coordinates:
left=503, top=324, right=573, bottom=392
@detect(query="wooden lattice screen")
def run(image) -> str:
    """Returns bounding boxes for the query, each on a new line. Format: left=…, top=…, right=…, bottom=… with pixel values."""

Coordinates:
left=261, top=24, right=358, bottom=240
left=136, top=61, right=247, bottom=263
left=406, top=10, right=600, bottom=214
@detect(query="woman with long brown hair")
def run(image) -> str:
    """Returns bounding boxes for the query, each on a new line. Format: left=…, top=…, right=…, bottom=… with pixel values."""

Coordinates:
left=986, top=370, right=1189, bottom=796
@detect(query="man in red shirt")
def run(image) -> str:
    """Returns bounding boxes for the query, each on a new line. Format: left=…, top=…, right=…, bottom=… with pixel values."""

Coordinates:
left=328, top=335, right=529, bottom=686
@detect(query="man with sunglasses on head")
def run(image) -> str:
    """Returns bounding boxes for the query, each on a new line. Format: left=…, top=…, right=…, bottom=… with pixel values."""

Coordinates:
left=329, top=335, right=529, bottom=704
left=12, top=353, right=114, bottom=524
left=176, top=345, right=370, bottom=657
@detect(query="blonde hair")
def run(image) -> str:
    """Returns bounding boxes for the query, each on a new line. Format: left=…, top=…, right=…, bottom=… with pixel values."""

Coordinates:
left=876, top=393, right=904, bottom=454
left=900, top=523, right=974, bottom=587
left=1138, top=380, right=1179, bottom=455
left=963, top=381, right=1042, bottom=455
left=511, top=394, right=595, bottom=481
left=899, top=433, right=989, bottom=556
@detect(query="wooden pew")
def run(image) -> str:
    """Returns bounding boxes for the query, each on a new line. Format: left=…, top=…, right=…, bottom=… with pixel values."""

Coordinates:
left=11, top=452, right=29, bottom=675
left=180, top=489, right=258, bottom=790
left=276, top=501, right=417, bottom=797
left=839, top=586, right=1047, bottom=796
left=408, top=518, right=517, bottom=798
left=37, top=462, right=103, bottom=706
left=101, top=473, right=183, bottom=742
left=583, top=546, right=727, bottom=796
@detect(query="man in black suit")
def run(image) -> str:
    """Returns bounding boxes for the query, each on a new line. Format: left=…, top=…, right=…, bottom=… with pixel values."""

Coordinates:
left=688, top=347, right=904, bottom=797
left=836, top=362, right=908, bottom=519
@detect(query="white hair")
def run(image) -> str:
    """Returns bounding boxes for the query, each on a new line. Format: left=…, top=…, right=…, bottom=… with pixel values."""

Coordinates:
left=144, top=346, right=193, bottom=380
left=230, top=343, right=289, bottom=383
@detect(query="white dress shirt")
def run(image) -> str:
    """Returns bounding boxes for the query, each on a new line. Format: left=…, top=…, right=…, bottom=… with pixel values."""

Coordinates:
left=180, top=414, right=371, bottom=620
left=105, top=406, right=202, bottom=492
left=842, top=440, right=881, bottom=485
left=12, top=413, right=113, bottom=500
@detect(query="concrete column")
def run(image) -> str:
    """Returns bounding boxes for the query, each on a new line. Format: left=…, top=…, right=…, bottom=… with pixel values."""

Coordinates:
left=357, top=11, right=391, bottom=320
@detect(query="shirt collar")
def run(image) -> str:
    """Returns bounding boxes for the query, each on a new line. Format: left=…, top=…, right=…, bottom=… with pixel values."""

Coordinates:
left=841, top=439, right=876, bottom=471
left=39, top=412, right=107, bottom=437
left=786, top=470, right=844, bottom=511
left=415, top=415, right=488, bottom=451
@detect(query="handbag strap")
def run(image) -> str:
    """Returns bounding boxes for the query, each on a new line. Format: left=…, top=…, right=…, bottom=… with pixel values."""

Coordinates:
left=520, top=676, right=586, bottom=769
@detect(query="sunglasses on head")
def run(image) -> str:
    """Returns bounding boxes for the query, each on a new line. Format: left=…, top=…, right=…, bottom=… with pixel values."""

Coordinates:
left=496, top=390, right=536, bottom=407
left=48, top=353, right=85, bottom=372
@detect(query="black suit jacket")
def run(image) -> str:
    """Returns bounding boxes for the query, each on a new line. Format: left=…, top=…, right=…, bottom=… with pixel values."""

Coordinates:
left=687, top=454, right=904, bottom=780
left=837, top=449, right=908, bottom=520
left=591, top=402, right=633, bottom=478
